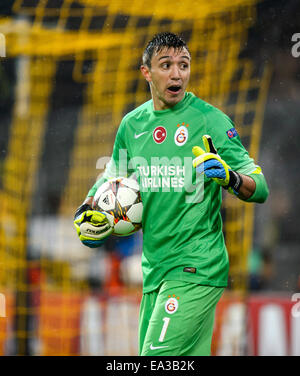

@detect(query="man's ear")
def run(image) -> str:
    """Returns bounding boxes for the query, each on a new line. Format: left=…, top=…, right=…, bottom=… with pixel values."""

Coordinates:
left=140, top=65, right=152, bottom=83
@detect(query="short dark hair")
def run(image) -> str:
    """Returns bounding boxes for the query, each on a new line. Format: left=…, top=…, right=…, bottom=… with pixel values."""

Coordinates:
left=142, top=32, right=190, bottom=68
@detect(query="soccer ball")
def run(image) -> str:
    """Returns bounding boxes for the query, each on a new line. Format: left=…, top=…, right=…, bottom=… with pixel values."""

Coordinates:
left=92, top=177, right=143, bottom=236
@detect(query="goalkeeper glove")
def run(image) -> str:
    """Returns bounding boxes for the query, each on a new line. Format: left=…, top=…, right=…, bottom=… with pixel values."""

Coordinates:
left=74, top=203, right=113, bottom=248
left=192, top=135, right=243, bottom=195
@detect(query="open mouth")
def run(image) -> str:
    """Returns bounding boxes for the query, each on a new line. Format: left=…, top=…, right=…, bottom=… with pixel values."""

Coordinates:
left=167, top=85, right=182, bottom=94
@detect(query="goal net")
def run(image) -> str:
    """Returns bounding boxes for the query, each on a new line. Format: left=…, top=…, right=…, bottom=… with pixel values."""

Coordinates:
left=0, top=0, right=270, bottom=355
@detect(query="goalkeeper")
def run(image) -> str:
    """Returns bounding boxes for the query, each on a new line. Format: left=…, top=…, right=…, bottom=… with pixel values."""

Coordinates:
left=74, top=32, right=269, bottom=356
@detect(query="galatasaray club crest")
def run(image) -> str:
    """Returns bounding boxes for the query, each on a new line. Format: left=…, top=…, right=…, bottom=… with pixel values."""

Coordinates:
left=174, top=124, right=188, bottom=146
left=165, top=296, right=179, bottom=314
left=153, top=126, right=167, bottom=144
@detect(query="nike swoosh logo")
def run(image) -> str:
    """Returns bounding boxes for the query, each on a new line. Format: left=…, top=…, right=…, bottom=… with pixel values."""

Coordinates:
left=150, top=343, right=169, bottom=350
left=134, top=131, right=148, bottom=139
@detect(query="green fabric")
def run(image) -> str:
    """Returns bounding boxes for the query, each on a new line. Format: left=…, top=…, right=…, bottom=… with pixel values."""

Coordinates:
left=245, top=172, right=269, bottom=203
left=139, top=280, right=224, bottom=356
left=88, top=92, right=268, bottom=293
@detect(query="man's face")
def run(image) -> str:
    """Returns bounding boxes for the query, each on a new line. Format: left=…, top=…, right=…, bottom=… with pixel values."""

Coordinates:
left=141, top=47, right=191, bottom=110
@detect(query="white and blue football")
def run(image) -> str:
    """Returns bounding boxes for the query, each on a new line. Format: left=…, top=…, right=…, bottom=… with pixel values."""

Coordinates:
left=92, top=177, right=143, bottom=236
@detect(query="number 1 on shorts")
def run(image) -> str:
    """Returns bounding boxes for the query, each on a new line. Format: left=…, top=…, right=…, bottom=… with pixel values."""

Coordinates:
left=159, top=317, right=170, bottom=342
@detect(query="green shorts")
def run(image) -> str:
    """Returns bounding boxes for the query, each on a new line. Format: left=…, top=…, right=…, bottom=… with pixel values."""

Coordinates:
left=139, top=280, right=224, bottom=356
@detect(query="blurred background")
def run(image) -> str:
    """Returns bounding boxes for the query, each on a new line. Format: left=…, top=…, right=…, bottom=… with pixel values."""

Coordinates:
left=0, top=0, right=299, bottom=356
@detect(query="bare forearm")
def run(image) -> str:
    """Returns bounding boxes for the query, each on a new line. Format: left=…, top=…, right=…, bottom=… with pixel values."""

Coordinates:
left=237, top=173, right=256, bottom=200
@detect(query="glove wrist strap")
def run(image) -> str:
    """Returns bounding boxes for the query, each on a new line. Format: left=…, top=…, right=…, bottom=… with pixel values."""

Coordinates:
left=74, top=203, right=92, bottom=220
left=227, top=170, right=243, bottom=192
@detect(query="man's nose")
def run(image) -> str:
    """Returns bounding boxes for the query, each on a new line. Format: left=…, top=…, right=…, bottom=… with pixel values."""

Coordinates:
left=170, top=65, right=181, bottom=80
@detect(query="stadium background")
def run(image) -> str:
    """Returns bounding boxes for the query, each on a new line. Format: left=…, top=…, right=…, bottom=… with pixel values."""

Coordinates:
left=0, top=0, right=299, bottom=355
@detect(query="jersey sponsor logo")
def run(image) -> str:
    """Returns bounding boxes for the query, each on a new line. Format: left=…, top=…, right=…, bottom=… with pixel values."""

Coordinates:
left=134, top=131, right=148, bottom=139
left=174, top=124, right=188, bottom=146
left=150, top=343, right=169, bottom=350
left=226, top=127, right=238, bottom=139
left=153, top=126, right=167, bottom=144
left=165, top=296, right=179, bottom=314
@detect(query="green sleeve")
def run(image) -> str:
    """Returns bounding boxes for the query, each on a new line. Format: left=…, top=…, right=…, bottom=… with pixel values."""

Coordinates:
left=204, top=107, right=258, bottom=174
left=204, top=106, right=269, bottom=204
left=87, top=118, right=132, bottom=197
left=245, top=172, right=269, bottom=204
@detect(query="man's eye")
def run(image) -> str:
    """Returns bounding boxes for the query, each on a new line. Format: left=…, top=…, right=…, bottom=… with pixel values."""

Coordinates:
left=161, top=63, right=169, bottom=69
left=181, top=63, right=188, bottom=69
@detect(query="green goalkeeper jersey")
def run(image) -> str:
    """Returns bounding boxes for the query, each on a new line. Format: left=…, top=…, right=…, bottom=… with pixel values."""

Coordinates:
left=89, top=92, right=266, bottom=293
